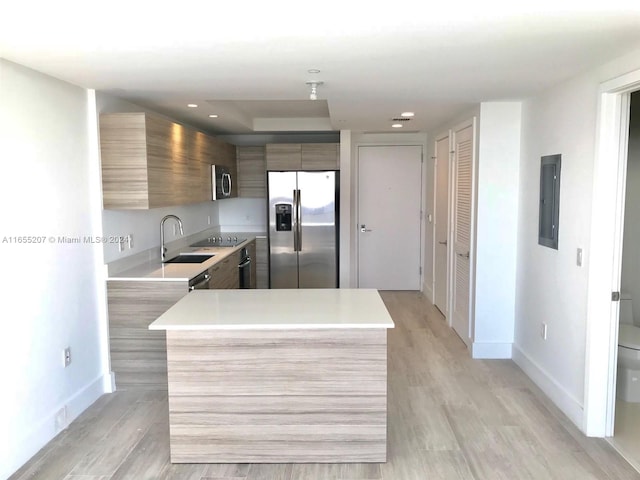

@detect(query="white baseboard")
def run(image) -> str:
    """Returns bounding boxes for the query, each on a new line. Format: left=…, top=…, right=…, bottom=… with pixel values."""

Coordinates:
left=472, top=342, right=513, bottom=359
left=423, top=284, right=434, bottom=304
left=512, top=344, right=584, bottom=430
left=3, top=373, right=108, bottom=480
left=105, top=371, right=116, bottom=393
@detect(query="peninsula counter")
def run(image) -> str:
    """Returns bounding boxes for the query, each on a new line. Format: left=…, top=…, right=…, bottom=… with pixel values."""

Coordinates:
left=149, top=288, right=394, bottom=463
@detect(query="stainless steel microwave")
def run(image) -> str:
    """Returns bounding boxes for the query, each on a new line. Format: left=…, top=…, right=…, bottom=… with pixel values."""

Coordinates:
left=211, top=165, right=232, bottom=200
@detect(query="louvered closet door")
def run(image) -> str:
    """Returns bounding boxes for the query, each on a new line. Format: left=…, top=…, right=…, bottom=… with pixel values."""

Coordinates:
left=451, top=122, right=474, bottom=347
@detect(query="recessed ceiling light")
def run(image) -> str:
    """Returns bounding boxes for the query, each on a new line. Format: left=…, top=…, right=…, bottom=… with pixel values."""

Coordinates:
left=208, top=114, right=218, bottom=118
left=308, top=69, right=321, bottom=74
left=401, top=112, right=415, bottom=117
left=392, top=124, right=403, bottom=128
left=187, top=103, right=198, bottom=108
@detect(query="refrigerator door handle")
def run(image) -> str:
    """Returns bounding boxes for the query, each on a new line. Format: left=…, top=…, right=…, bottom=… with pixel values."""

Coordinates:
left=293, top=189, right=299, bottom=251
left=297, top=189, right=302, bottom=251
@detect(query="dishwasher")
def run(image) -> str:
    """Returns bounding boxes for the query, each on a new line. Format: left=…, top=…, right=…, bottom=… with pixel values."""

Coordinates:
left=238, top=247, right=252, bottom=288
left=188, top=271, right=210, bottom=291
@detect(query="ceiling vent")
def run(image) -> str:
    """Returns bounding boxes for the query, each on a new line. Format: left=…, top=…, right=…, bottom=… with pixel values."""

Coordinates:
left=391, top=117, right=412, bottom=122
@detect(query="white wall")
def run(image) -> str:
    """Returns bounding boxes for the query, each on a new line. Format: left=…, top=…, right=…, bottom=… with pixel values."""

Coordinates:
left=96, top=92, right=220, bottom=264
left=514, top=47, right=640, bottom=430
left=0, top=60, right=106, bottom=478
left=621, top=92, right=640, bottom=325
left=473, top=102, right=521, bottom=358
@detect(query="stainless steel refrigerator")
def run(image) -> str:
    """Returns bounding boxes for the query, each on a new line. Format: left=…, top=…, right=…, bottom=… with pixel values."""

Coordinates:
left=268, top=171, right=339, bottom=288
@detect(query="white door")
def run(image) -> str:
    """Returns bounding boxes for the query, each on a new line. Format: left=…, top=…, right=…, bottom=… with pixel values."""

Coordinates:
left=434, top=134, right=450, bottom=316
left=451, top=122, right=475, bottom=347
left=358, top=145, right=423, bottom=290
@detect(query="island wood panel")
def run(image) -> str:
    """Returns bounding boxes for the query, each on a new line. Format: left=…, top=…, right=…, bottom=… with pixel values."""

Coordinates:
left=107, top=280, right=187, bottom=389
left=99, top=113, right=150, bottom=209
left=236, top=146, right=266, bottom=198
left=165, top=328, right=387, bottom=462
left=266, top=143, right=302, bottom=170
left=301, top=143, right=340, bottom=170
left=255, top=236, right=268, bottom=288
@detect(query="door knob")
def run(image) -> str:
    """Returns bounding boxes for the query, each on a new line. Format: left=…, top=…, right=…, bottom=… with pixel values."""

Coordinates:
left=439, top=240, right=447, bottom=245
left=360, top=224, right=372, bottom=233
left=457, top=251, right=470, bottom=259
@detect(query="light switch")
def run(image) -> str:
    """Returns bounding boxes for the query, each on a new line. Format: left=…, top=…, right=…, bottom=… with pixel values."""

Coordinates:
left=577, top=248, right=583, bottom=267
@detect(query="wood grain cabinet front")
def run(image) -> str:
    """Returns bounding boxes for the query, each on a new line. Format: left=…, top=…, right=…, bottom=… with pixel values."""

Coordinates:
left=107, top=280, right=188, bottom=390
left=208, top=255, right=239, bottom=289
left=245, top=239, right=257, bottom=288
left=266, top=143, right=339, bottom=171
left=237, top=146, right=266, bottom=198
left=255, top=237, right=268, bottom=288
left=99, top=112, right=237, bottom=209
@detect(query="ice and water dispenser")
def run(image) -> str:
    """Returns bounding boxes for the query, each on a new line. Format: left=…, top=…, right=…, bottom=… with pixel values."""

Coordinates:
left=275, top=203, right=292, bottom=231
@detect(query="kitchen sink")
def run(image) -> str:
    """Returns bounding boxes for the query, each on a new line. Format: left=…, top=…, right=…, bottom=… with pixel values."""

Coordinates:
left=163, top=254, right=214, bottom=264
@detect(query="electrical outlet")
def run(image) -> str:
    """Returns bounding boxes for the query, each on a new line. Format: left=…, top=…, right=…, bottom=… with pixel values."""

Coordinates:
left=127, top=234, right=133, bottom=249
left=64, top=347, right=71, bottom=367
left=207, top=215, right=211, bottom=225
left=576, top=248, right=583, bottom=267
left=541, top=323, right=548, bottom=340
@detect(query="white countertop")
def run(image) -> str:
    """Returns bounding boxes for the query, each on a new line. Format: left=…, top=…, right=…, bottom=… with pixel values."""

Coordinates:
left=108, top=237, right=255, bottom=281
left=149, top=289, right=395, bottom=330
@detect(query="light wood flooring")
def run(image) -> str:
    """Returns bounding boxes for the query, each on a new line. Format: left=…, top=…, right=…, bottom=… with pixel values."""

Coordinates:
left=10, top=291, right=640, bottom=480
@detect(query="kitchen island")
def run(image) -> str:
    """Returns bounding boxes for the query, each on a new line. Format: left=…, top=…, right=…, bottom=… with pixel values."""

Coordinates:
left=149, top=288, right=394, bottom=464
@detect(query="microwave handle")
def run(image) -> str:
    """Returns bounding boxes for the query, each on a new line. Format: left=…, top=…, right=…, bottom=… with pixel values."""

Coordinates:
left=223, top=172, right=232, bottom=196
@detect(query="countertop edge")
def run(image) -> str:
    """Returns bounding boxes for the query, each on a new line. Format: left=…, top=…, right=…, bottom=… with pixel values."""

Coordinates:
left=150, top=323, right=395, bottom=331
left=107, top=235, right=257, bottom=281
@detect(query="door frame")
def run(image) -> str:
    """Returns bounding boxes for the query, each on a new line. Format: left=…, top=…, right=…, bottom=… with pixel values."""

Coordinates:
left=355, top=142, right=426, bottom=289
left=585, top=68, right=640, bottom=436
left=432, top=130, right=452, bottom=319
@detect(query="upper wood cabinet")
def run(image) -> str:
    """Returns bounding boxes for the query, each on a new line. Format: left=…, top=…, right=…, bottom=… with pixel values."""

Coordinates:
left=237, top=146, right=266, bottom=198
left=265, top=143, right=339, bottom=171
left=302, top=143, right=340, bottom=170
left=99, top=112, right=236, bottom=209
left=266, top=144, right=302, bottom=170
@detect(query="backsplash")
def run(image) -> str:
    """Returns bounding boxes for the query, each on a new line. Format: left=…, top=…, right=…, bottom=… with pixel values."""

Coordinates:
left=102, top=202, right=220, bottom=264
left=217, top=197, right=267, bottom=233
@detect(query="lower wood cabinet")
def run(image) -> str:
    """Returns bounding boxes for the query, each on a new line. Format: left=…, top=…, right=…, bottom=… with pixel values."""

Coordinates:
left=107, top=246, right=256, bottom=390
left=256, top=236, right=269, bottom=288
left=208, top=254, right=239, bottom=289
left=107, top=280, right=188, bottom=390
left=246, top=239, right=257, bottom=288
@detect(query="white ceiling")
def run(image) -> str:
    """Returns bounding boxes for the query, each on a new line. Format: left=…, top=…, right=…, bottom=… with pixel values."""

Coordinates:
left=2, top=1, right=640, bottom=135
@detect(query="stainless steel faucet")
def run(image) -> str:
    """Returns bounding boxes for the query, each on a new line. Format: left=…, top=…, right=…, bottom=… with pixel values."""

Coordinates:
left=160, top=214, right=184, bottom=262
